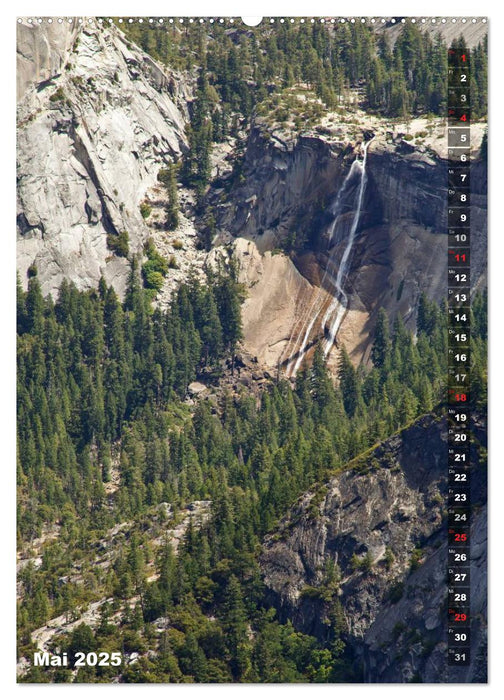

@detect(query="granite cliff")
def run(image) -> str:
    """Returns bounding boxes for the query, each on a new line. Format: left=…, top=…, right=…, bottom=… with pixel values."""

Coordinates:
left=17, top=20, right=190, bottom=298
left=207, top=116, right=487, bottom=371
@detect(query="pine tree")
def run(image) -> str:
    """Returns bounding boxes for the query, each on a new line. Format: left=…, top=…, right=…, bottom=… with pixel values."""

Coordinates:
left=17, top=273, right=28, bottom=335
left=337, top=346, right=359, bottom=418
left=311, top=343, right=332, bottom=414
left=162, top=164, right=179, bottom=230
left=212, top=266, right=244, bottom=367
left=371, top=308, right=391, bottom=368
left=221, top=575, right=251, bottom=680
left=25, top=275, right=45, bottom=335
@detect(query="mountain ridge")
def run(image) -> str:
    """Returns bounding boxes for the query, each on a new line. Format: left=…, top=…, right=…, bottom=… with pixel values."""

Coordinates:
left=259, top=410, right=487, bottom=682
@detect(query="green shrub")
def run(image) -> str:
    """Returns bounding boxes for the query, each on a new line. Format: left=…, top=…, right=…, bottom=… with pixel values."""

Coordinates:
left=49, top=87, right=66, bottom=103
left=410, top=548, right=423, bottom=571
left=143, top=288, right=158, bottom=303
left=172, top=239, right=184, bottom=250
left=140, top=202, right=152, bottom=219
left=143, top=239, right=168, bottom=274
left=106, top=230, right=129, bottom=257
left=350, top=554, right=360, bottom=571
left=142, top=238, right=169, bottom=290
left=300, top=585, right=323, bottom=600
left=350, top=551, right=374, bottom=572
left=143, top=269, right=164, bottom=292
left=142, top=258, right=166, bottom=279
left=157, top=168, right=170, bottom=186
left=361, top=551, right=374, bottom=571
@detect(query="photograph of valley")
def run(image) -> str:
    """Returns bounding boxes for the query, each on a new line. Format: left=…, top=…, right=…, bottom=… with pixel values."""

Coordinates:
left=16, top=16, right=487, bottom=683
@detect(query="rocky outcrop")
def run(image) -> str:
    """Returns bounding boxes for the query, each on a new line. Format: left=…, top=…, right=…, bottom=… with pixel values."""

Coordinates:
left=260, top=412, right=487, bottom=682
left=17, top=21, right=191, bottom=298
left=373, top=17, right=488, bottom=52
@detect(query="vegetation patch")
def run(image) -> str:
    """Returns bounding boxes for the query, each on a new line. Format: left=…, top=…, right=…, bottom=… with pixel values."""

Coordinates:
left=106, top=230, right=129, bottom=257
left=140, top=202, right=152, bottom=219
left=49, top=87, right=66, bottom=104
left=350, top=551, right=374, bottom=573
left=142, top=238, right=169, bottom=292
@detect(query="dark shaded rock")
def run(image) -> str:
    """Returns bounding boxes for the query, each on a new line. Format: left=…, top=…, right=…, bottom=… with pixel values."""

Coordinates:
left=260, top=412, right=487, bottom=683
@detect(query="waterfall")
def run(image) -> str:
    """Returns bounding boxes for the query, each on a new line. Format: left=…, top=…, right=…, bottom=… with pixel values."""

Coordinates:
left=285, top=139, right=371, bottom=376
left=322, top=138, right=371, bottom=357
left=285, top=168, right=356, bottom=376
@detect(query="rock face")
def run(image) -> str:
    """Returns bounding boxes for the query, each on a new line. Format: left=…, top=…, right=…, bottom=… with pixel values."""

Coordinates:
left=259, top=413, right=487, bottom=682
left=17, top=21, right=190, bottom=298
left=362, top=505, right=487, bottom=683
left=210, top=122, right=487, bottom=370
left=211, top=125, right=353, bottom=247
left=373, top=17, right=488, bottom=52
left=233, top=237, right=316, bottom=368
left=17, top=20, right=79, bottom=102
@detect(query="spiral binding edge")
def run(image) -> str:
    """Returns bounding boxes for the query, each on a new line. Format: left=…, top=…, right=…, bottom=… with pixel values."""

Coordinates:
left=17, top=17, right=488, bottom=26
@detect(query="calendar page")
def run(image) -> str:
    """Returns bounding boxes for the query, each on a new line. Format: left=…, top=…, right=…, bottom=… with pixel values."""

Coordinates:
left=16, top=16, right=487, bottom=684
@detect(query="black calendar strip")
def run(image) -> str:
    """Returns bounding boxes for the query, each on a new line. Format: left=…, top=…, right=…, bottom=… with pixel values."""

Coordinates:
left=447, top=47, right=471, bottom=668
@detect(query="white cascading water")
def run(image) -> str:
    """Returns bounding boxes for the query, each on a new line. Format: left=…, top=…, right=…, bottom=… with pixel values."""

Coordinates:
left=322, top=138, right=371, bottom=357
left=285, top=139, right=372, bottom=376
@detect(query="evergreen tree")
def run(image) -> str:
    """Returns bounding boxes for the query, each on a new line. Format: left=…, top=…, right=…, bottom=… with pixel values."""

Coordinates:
left=337, top=346, right=359, bottom=418
left=159, top=164, right=179, bottom=230
left=221, top=575, right=251, bottom=680
left=371, top=308, right=391, bottom=368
